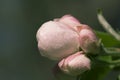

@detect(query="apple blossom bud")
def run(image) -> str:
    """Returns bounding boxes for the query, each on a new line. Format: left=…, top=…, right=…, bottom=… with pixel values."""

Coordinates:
left=36, top=20, right=80, bottom=60
left=58, top=51, right=91, bottom=76
left=57, top=15, right=81, bottom=31
left=78, top=24, right=101, bottom=54
left=36, top=15, right=100, bottom=60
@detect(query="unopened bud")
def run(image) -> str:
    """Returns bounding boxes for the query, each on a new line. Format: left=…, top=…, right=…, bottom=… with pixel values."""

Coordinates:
left=36, top=15, right=80, bottom=60
left=58, top=15, right=81, bottom=31
left=78, top=25, right=101, bottom=54
left=36, top=15, right=101, bottom=60
left=58, top=51, right=91, bottom=76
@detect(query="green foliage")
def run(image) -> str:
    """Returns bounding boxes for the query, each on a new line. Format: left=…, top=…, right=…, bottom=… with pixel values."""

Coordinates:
left=96, top=31, right=120, bottom=47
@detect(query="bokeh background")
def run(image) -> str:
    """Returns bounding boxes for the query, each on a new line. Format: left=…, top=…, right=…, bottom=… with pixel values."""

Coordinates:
left=0, top=0, right=120, bottom=80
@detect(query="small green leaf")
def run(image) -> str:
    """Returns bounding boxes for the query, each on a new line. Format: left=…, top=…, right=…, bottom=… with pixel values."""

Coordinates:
left=96, top=55, right=112, bottom=62
left=95, top=31, right=120, bottom=47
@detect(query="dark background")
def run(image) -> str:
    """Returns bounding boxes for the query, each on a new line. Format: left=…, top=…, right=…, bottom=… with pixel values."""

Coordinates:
left=0, top=0, right=120, bottom=80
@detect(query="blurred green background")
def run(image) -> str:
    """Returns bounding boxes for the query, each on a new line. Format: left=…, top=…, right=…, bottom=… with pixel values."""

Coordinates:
left=0, top=0, right=120, bottom=80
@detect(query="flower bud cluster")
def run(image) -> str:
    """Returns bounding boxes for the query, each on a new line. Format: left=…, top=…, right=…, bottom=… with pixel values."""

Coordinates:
left=36, top=15, right=100, bottom=76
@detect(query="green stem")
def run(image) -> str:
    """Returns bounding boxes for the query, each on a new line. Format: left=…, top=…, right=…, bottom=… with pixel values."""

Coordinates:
left=95, top=46, right=120, bottom=67
left=99, top=47, right=120, bottom=57
left=110, top=60, right=120, bottom=66
left=97, top=9, right=120, bottom=41
left=95, top=57, right=120, bottom=67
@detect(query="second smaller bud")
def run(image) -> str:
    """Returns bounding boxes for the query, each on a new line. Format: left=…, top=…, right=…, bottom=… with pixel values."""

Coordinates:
left=58, top=51, right=91, bottom=76
left=78, top=24, right=101, bottom=54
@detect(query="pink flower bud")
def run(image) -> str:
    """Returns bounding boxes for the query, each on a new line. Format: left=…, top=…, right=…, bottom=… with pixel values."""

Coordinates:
left=58, top=51, right=91, bottom=76
left=57, top=15, right=81, bottom=31
left=36, top=15, right=100, bottom=60
left=78, top=25, right=100, bottom=54
left=36, top=16, right=80, bottom=60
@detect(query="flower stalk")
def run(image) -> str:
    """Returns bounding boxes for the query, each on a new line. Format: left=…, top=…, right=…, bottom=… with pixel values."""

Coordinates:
left=97, top=9, right=120, bottom=41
